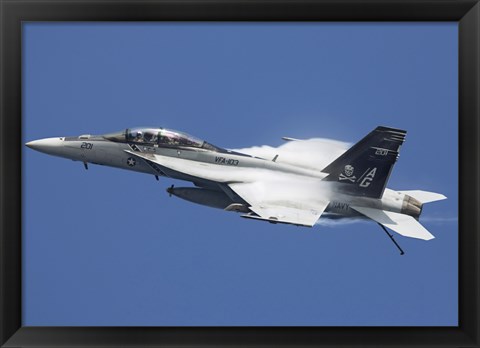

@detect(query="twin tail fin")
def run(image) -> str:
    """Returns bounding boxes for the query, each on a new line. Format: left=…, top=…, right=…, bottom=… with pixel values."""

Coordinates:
left=322, top=126, right=406, bottom=199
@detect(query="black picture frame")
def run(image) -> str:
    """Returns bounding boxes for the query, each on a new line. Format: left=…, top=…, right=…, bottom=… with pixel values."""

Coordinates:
left=1, top=0, right=478, bottom=347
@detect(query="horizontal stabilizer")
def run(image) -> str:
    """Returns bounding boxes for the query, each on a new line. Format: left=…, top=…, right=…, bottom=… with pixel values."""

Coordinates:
left=398, top=190, right=447, bottom=204
left=351, top=206, right=435, bottom=240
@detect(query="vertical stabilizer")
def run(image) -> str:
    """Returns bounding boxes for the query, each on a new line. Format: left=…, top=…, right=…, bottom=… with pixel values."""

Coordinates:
left=322, top=126, right=406, bottom=199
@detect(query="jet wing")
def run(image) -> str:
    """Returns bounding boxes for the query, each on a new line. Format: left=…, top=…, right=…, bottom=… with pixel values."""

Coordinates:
left=126, top=150, right=329, bottom=226
left=351, top=206, right=435, bottom=240
left=229, top=182, right=329, bottom=227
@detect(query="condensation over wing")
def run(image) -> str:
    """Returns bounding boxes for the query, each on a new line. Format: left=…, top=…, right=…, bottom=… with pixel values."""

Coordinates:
left=229, top=182, right=330, bottom=227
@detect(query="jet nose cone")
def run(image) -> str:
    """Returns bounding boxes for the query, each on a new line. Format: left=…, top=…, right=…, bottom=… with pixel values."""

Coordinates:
left=25, top=140, right=41, bottom=150
left=25, top=137, right=64, bottom=155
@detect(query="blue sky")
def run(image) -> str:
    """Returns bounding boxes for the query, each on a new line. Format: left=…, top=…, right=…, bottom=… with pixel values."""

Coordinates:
left=23, top=23, right=458, bottom=326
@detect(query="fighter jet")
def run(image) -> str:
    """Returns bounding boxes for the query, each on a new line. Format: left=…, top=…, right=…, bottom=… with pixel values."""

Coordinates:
left=26, top=126, right=446, bottom=254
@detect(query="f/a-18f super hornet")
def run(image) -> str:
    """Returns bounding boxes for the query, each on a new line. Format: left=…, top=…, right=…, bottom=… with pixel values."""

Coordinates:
left=26, top=126, right=446, bottom=254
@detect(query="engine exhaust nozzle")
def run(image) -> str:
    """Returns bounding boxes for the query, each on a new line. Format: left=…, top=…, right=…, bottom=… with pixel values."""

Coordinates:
left=401, top=195, right=423, bottom=220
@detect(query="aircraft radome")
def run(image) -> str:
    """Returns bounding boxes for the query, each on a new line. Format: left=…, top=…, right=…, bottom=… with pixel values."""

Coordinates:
left=26, top=126, right=446, bottom=255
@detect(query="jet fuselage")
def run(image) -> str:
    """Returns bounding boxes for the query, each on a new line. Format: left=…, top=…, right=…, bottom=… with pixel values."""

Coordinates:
left=25, top=129, right=417, bottom=222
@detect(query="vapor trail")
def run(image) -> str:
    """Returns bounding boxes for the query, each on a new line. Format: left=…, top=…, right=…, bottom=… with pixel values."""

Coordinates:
left=230, top=138, right=351, bottom=226
left=315, top=218, right=369, bottom=227
left=420, top=216, right=458, bottom=224
left=233, top=138, right=349, bottom=171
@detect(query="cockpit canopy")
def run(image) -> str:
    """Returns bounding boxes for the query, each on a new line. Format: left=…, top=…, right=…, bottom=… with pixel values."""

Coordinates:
left=103, top=127, right=218, bottom=150
left=127, top=127, right=205, bottom=147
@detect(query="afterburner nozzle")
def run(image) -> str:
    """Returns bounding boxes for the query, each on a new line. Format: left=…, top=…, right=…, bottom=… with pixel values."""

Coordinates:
left=401, top=195, right=423, bottom=220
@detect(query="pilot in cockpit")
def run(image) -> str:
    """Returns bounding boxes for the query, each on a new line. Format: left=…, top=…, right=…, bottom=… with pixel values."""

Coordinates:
left=144, top=131, right=158, bottom=144
left=134, top=131, right=143, bottom=143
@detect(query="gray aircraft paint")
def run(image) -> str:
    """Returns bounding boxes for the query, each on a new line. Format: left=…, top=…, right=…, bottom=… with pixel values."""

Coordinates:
left=25, top=126, right=446, bottom=246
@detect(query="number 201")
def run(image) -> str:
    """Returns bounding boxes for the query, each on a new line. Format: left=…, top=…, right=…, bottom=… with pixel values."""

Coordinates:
left=81, top=142, right=93, bottom=150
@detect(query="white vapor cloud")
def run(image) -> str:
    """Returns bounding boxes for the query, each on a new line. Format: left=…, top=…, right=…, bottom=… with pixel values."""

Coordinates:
left=232, top=138, right=349, bottom=171
left=226, top=169, right=339, bottom=210
left=227, top=138, right=350, bottom=226
left=227, top=137, right=448, bottom=229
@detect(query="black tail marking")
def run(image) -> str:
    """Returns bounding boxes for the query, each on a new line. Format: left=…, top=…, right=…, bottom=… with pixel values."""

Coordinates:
left=322, top=126, right=406, bottom=199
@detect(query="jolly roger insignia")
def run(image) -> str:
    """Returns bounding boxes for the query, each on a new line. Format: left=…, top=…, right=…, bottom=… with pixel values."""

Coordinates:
left=344, top=165, right=354, bottom=177
left=339, top=164, right=356, bottom=182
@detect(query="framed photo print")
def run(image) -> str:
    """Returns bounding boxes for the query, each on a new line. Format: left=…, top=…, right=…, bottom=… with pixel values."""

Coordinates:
left=1, top=0, right=479, bottom=347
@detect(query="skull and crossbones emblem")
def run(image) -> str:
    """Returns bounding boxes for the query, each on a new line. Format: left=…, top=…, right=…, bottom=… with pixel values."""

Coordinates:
left=344, top=165, right=354, bottom=177
left=339, top=164, right=356, bottom=182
